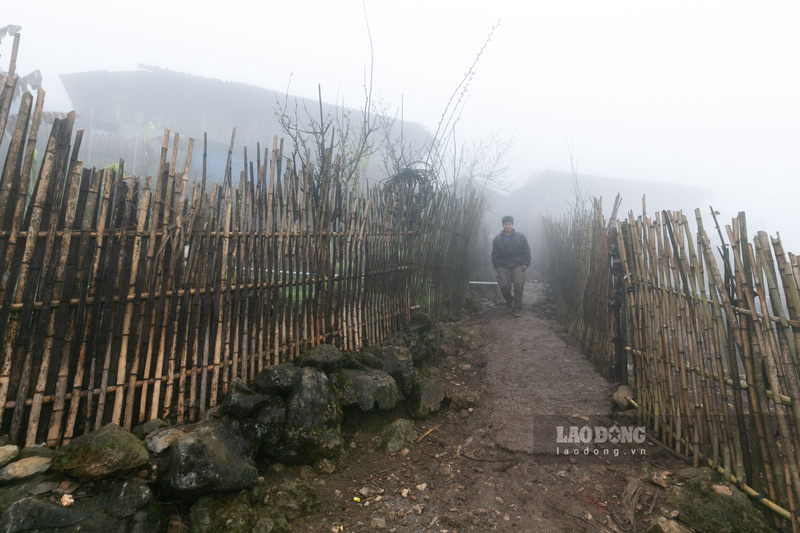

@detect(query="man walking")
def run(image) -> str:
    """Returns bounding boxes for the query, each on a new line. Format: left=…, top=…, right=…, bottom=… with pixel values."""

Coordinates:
left=491, top=216, right=531, bottom=317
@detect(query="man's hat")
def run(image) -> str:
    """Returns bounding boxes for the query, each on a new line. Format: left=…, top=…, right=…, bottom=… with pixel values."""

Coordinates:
left=502, top=216, right=514, bottom=224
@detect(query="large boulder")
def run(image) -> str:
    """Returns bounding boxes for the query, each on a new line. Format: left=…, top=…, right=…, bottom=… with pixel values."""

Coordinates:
left=293, top=344, right=343, bottom=373
left=254, top=363, right=301, bottom=397
left=190, top=492, right=280, bottom=533
left=249, top=478, right=318, bottom=522
left=389, top=313, right=467, bottom=366
left=51, top=423, right=149, bottom=480
left=407, top=376, right=446, bottom=418
left=340, top=348, right=384, bottom=370
left=330, top=371, right=358, bottom=407
left=273, top=367, right=343, bottom=463
left=340, top=369, right=403, bottom=411
left=0, top=477, right=162, bottom=532
left=379, top=346, right=415, bottom=395
left=190, top=478, right=317, bottom=533
left=165, top=420, right=258, bottom=495
left=254, top=396, right=287, bottom=452
left=359, top=346, right=387, bottom=369
left=220, top=378, right=271, bottom=418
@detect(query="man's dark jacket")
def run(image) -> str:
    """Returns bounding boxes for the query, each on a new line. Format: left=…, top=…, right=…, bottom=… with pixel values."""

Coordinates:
left=491, top=229, right=531, bottom=270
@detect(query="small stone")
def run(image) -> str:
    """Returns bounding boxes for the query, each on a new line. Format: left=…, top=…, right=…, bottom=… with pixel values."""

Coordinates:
left=495, top=496, right=504, bottom=504
left=298, top=465, right=313, bottom=479
left=145, top=427, right=184, bottom=454
left=401, top=488, right=410, bottom=498
left=459, top=409, right=469, bottom=419
left=57, top=479, right=79, bottom=493
left=416, top=483, right=427, bottom=491
left=712, top=484, right=733, bottom=496
left=316, top=458, right=336, bottom=474
left=359, top=486, right=372, bottom=497
left=647, top=516, right=692, bottom=533
left=349, top=441, right=357, bottom=449
left=18, top=445, right=56, bottom=460
left=0, top=444, right=19, bottom=468
left=411, top=503, right=424, bottom=515
left=28, top=480, right=60, bottom=495
left=270, top=463, right=286, bottom=473
left=0, top=456, right=52, bottom=481
left=369, top=515, right=387, bottom=529
left=569, top=457, right=577, bottom=464
left=438, top=464, right=454, bottom=477
left=132, top=418, right=167, bottom=440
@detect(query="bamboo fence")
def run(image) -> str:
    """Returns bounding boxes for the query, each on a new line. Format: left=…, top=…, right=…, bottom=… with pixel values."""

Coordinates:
left=542, top=198, right=800, bottom=528
left=0, top=38, right=485, bottom=447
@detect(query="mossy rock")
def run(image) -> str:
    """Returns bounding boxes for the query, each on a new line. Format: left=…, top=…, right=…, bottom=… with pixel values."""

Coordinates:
left=191, top=492, right=280, bottom=533
left=330, top=371, right=358, bottom=408
left=293, top=344, right=343, bottom=373
left=665, top=467, right=771, bottom=532
left=381, top=419, right=417, bottom=453
left=51, top=423, right=149, bottom=480
left=191, top=478, right=317, bottom=533
left=463, top=289, right=484, bottom=314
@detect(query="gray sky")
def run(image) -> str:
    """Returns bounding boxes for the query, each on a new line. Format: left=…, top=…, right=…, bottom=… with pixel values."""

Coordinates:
left=4, top=1, right=800, bottom=245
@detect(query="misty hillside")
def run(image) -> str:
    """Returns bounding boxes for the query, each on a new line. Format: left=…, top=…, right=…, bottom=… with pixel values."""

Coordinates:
left=486, top=169, right=715, bottom=231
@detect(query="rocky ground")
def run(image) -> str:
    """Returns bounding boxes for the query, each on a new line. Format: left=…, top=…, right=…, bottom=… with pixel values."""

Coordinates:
left=283, top=273, right=704, bottom=532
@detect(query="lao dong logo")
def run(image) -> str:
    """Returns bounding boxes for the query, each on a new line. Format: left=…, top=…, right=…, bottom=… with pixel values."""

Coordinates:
left=556, top=425, right=646, bottom=445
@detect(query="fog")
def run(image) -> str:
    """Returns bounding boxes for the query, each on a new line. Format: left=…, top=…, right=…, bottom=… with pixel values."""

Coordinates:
left=4, top=0, right=800, bottom=249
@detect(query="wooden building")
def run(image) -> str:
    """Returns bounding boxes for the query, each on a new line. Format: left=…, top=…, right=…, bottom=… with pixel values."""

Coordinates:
left=60, top=65, right=429, bottom=181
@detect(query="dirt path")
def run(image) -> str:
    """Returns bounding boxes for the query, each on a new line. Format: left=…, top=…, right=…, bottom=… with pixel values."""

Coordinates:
left=294, top=273, right=675, bottom=532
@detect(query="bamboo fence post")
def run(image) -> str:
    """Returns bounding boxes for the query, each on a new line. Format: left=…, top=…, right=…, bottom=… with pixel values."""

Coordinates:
left=119, top=177, right=151, bottom=429
left=5, top=115, right=74, bottom=442
left=25, top=153, right=82, bottom=445
left=65, top=168, right=113, bottom=440
left=162, top=136, right=192, bottom=420
left=198, top=183, right=219, bottom=418
left=700, top=217, right=793, bottom=508
left=0, top=90, right=44, bottom=308
left=747, top=241, right=800, bottom=520
left=155, top=138, right=181, bottom=420
left=49, top=167, right=102, bottom=445
left=0, top=32, right=21, bottom=138
left=733, top=213, right=783, bottom=502
left=94, top=178, right=136, bottom=430
left=0, top=91, right=32, bottom=231
left=138, top=130, right=172, bottom=421
left=210, top=130, right=234, bottom=405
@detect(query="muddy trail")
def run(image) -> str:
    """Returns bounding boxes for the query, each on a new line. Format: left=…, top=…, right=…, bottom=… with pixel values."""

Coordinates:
left=291, top=272, right=682, bottom=532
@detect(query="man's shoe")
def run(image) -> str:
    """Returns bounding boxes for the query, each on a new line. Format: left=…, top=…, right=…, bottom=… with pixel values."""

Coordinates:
left=514, top=310, right=522, bottom=317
